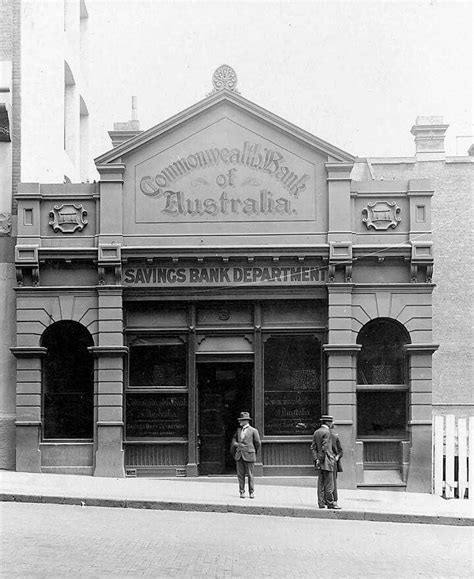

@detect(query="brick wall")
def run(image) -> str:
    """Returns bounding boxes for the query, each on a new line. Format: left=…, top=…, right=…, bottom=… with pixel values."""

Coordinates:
left=366, top=159, right=474, bottom=412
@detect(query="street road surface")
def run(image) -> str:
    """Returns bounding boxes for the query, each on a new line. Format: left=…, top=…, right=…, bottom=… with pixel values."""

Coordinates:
left=1, top=502, right=472, bottom=577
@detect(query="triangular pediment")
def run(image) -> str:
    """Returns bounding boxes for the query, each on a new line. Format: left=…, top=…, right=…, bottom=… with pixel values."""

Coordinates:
left=95, top=89, right=355, bottom=166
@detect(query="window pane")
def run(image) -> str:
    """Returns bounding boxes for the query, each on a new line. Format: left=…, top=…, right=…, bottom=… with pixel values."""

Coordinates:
left=357, top=320, right=409, bottom=384
left=264, top=335, right=321, bottom=435
left=126, top=392, right=188, bottom=437
left=357, top=391, right=407, bottom=437
left=129, top=344, right=186, bottom=387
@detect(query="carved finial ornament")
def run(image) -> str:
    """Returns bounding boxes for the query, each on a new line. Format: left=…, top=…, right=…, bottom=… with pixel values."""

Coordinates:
left=212, top=64, right=239, bottom=93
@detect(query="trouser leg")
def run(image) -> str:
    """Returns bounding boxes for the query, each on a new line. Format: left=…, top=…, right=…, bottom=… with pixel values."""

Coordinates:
left=321, top=470, right=335, bottom=506
left=236, top=459, right=245, bottom=492
left=317, top=473, right=326, bottom=507
left=333, top=470, right=338, bottom=503
left=246, top=461, right=255, bottom=493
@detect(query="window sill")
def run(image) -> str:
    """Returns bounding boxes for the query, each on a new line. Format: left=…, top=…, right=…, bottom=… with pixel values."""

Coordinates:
left=356, top=384, right=408, bottom=391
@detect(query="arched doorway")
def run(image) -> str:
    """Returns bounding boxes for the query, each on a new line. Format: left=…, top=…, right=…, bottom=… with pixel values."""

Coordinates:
left=356, top=318, right=410, bottom=481
left=41, top=321, right=94, bottom=439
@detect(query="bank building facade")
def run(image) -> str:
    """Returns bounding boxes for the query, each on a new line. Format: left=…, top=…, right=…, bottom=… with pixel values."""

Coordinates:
left=12, top=66, right=442, bottom=491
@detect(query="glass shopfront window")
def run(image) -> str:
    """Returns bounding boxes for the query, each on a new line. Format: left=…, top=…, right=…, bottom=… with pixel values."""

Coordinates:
left=129, top=339, right=186, bottom=388
left=263, top=335, right=322, bottom=435
left=126, top=337, right=188, bottom=438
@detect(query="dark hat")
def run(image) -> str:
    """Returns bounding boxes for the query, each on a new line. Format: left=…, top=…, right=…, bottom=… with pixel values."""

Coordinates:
left=237, top=411, right=252, bottom=422
left=320, top=415, right=334, bottom=422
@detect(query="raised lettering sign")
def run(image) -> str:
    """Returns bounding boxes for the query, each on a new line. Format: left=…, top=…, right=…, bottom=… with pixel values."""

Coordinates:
left=135, top=119, right=316, bottom=223
left=123, top=265, right=326, bottom=287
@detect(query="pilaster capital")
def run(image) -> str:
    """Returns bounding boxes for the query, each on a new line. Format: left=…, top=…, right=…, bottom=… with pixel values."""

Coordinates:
left=11, top=346, right=47, bottom=358
left=325, top=162, right=354, bottom=180
left=404, top=344, right=439, bottom=355
left=323, top=344, right=362, bottom=354
left=96, top=164, right=126, bottom=182
left=88, top=346, right=128, bottom=357
left=327, top=283, right=354, bottom=293
left=96, top=286, right=123, bottom=296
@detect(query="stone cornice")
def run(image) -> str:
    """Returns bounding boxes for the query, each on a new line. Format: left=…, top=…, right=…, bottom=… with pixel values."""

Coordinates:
left=15, top=287, right=97, bottom=295
left=352, top=283, right=435, bottom=294
left=121, top=246, right=331, bottom=260
left=95, top=90, right=355, bottom=166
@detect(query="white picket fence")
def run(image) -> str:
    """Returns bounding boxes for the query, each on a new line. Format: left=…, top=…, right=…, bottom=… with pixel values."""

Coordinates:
left=433, top=415, right=474, bottom=499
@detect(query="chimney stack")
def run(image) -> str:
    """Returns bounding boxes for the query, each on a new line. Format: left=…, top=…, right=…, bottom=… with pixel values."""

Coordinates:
left=410, top=116, right=449, bottom=161
left=108, top=96, right=142, bottom=147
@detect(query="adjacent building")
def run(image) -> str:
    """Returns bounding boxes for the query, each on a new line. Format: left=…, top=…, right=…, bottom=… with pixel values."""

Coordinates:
left=0, top=0, right=93, bottom=469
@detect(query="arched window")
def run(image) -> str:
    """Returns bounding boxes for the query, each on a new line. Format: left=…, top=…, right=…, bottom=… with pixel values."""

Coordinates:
left=41, top=321, right=94, bottom=439
left=357, top=318, right=410, bottom=385
left=356, top=319, right=410, bottom=438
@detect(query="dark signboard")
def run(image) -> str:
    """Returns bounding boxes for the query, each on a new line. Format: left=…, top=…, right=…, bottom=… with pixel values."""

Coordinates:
left=126, top=393, right=188, bottom=438
left=264, top=391, right=320, bottom=435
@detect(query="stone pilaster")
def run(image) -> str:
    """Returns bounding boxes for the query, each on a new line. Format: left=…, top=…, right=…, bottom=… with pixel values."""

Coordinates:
left=89, top=287, right=127, bottom=478
left=11, top=347, right=47, bottom=473
left=186, top=306, right=198, bottom=476
left=405, top=343, right=438, bottom=492
left=323, top=284, right=361, bottom=489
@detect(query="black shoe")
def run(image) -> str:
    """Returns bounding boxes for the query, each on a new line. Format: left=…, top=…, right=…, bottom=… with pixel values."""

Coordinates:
left=249, top=493, right=254, bottom=499
left=327, top=504, right=341, bottom=510
left=318, top=505, right=326, bottom=509
left=240, top=492, right=245, bottom=499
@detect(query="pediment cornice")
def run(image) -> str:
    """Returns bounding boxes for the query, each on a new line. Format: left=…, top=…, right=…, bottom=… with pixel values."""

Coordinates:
left=94, top=90, right=355, bottom=166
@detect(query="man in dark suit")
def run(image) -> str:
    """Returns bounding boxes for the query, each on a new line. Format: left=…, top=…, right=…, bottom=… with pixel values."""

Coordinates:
left=310, top=415, right=341, bottom=509
left=230, top=411, right=261, bottom=499
left=330, top=423, right=343, bottom=507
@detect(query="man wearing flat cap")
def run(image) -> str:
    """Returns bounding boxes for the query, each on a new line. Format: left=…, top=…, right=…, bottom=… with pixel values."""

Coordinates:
left=230, top=411, right=261, bottom=499
left=310, top=415, right=341, bottom=509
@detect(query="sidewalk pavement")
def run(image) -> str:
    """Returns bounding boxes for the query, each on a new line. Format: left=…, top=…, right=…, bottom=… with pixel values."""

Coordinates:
left=1, top=470, right=473, bottom=526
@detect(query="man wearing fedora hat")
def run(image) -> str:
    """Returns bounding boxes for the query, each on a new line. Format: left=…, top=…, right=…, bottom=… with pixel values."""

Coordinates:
left=310, top=415, right=341, bottom=509
left=230, top=411, right=261, bottom=498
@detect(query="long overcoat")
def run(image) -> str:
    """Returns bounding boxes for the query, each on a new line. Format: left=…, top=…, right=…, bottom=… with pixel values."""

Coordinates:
left=310, top=425, right=335, bottom=471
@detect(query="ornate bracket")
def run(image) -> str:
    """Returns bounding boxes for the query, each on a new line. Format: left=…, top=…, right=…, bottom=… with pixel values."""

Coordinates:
left=15, top=245, right=39, bottom=286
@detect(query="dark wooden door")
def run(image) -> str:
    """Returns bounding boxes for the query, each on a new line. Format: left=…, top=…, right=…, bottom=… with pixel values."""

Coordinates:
left=198, top=363, right=253, bottom=475
left=198, top=385, right=226, bottom=474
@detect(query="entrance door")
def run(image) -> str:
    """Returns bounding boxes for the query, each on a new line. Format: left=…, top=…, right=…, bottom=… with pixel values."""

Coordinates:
left=198, top=362, right=253, bottom=475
